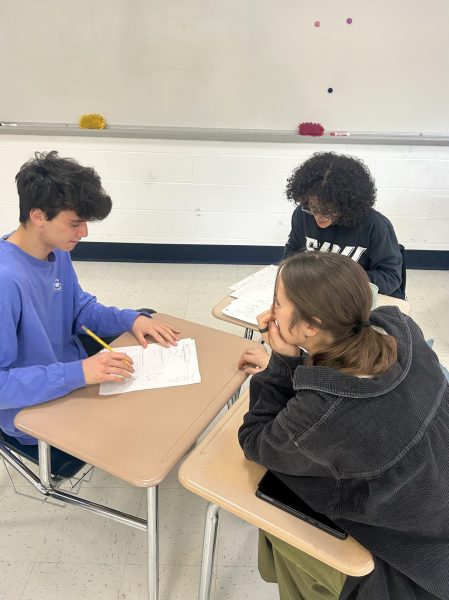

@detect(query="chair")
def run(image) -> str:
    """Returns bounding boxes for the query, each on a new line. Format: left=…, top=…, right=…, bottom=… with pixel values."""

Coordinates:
left=0, top=429, right=85, bottom=477
left=0, top=428, right=88, bottom=495
left=178, top=391, right=374, bottom=600
left=399, top=244, right=407, bottom=298
left=0, top=430, right=147, bottom=533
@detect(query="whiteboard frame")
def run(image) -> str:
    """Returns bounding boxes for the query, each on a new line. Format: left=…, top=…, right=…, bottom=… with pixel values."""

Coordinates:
left=1, top=124, right=449, bottom=146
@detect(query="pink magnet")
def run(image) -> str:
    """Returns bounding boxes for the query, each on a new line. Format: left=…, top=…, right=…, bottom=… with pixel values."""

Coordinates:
left=346, top=17, right=353, bottom=24
left=314, top=21, right=320, bottom=28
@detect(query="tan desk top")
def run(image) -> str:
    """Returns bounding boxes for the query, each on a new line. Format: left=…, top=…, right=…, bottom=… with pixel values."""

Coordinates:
left=179, top=392, right=374, bottom=577
left=15, top=314, right=259, bottom=488
left=213, top=294, right=411, bottom=332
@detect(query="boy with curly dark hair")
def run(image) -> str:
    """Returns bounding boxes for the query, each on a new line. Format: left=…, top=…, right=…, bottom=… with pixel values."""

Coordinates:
left=284, top=152, right=404, bottom=298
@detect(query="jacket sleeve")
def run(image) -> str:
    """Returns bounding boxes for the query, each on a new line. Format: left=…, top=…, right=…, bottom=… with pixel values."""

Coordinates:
left=284, top=207, right=305, bottom=258
left=366, top=217, right=403, bottom=297
left=238, top=353, right=334, bottom=476
left=0, top=291, right=85, bottom=411
left=71, top=271, right=141, bottom=337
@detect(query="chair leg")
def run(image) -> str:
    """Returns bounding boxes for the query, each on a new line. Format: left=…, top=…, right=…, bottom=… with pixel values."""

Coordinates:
left=1, top=443, right=90, bottom=503
left=199, top=503, right=220, bottom=600
left=1, top=456, right=19, bottom=493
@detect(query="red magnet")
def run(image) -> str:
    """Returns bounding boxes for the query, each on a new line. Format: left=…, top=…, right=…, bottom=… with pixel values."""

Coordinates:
left=298, top=122, right=324, bottom=137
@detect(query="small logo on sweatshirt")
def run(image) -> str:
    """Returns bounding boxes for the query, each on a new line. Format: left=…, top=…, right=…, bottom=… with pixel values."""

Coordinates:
left=53, top=279, right=62, bottom=292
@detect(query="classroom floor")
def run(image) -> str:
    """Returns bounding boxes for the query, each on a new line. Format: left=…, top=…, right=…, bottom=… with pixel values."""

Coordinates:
left=1, top=263, right=448, bottom=600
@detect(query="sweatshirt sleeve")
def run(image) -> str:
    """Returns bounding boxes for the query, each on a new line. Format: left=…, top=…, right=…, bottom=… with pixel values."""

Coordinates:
left=284, top=206, right=305, bottom=258
left=0, top=293, right=86, bottom=411
left=366, top=216, right=403, bottom=297
left=71, top=270, right=141, bottom=337
left=0, top=361, right=86, bottom=410
left=238, top=353, right=333, bottom=476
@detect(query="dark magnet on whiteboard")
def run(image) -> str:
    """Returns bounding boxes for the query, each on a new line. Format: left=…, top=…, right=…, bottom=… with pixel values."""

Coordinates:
left=327, top=88, right=334, bottom=94
left=346, top=17, right=353, bottom=24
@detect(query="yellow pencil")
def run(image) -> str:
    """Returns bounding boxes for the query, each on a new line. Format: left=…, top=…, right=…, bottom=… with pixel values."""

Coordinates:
left=81, top=325, right=132, bottom=367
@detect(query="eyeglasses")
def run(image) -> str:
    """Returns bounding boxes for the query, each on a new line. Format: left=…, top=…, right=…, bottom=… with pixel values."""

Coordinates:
left=301, top=206, right=339, bottom=221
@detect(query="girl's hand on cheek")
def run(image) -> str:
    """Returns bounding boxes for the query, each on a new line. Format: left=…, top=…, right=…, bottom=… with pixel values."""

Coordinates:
left=267, top=321, right=301, bottom=357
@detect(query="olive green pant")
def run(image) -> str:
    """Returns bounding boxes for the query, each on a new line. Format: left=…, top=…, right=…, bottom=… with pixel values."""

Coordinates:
left=258, top=530, right=347, bottom=600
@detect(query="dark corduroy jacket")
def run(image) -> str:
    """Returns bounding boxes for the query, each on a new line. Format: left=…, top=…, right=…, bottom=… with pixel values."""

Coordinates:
left=239, top=306, right=449, bottom=600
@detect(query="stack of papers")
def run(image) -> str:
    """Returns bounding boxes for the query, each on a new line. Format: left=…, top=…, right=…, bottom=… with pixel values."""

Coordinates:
left=99, top=338, right=201, bottom=396
left=223, top=265, right=277, bottom=325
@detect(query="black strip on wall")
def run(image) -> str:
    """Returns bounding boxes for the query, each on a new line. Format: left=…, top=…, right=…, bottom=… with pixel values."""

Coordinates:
left=71, top=242, right=449, bottom=270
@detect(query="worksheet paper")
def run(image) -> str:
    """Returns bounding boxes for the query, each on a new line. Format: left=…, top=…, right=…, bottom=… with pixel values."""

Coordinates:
left=222, top=297, right=271, bottom=325
left=224, top=265, right=277, bottom=324
left=99, top=338, right=201, bottom=395
left=229, top=264, right=277, bottom=293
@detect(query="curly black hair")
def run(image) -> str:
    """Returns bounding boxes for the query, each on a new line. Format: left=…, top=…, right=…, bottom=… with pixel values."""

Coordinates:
left=16, top=151, right=112, bottom=223
left=285, top=152, right=377, bottom=228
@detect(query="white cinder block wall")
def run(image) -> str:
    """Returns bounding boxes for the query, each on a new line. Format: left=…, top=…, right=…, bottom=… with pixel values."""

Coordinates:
left=0, top=134, right=448, bottom=252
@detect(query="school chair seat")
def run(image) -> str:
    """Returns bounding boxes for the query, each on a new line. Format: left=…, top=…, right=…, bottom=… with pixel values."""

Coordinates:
left=0, top=428, right=85, bottom=479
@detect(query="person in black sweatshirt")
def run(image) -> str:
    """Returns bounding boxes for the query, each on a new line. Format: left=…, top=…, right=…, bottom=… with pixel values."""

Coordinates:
left=238, top=252, right=449, bottom=600
left=284, top=152, right=404, bottom=299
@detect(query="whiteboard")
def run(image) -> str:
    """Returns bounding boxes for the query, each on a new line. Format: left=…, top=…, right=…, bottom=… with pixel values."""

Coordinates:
left=1, top=0, right=448, bottom=134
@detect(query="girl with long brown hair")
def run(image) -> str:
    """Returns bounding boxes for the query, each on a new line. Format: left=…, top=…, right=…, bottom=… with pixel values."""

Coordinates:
left=239, top=251, right=449, bottom=600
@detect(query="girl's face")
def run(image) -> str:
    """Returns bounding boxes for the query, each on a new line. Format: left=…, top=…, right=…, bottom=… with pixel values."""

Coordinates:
left=273, top=274, right=331, bottom=354
left=302, top=197, right=340, bottom=229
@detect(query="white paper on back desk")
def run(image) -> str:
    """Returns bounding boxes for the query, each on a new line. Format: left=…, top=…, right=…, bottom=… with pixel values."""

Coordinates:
left=99, top=338, right=201, bottom=395
left=224, top=264, right=277, bottom=324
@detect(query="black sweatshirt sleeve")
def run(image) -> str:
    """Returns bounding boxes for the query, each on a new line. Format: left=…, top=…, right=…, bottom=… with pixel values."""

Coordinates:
left=366, top=216, right=403, bottom=297
left=238, top=353, right=333, bottom=476
left=284, top=206, right=305, bottom=258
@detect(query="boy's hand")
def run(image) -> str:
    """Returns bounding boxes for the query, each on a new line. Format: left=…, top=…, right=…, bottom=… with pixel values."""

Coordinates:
left=132, top=315, right=180, bottom=348
left=82, top=351, right=134, bottom=385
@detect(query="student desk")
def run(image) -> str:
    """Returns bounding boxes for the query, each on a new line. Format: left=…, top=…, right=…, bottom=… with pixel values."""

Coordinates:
left=212, top=294, right=412, bottom=339
left=178, top=391, right=374, bottom=600
left=14, top=314, right=259, bottom=600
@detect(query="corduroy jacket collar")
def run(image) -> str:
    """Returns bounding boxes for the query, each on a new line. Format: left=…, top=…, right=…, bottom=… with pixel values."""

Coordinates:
left=292, top=306, right=412, bottom=398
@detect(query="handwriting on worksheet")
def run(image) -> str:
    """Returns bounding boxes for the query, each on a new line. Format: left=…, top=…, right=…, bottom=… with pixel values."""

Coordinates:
left=99, top=338, right=201, bottom=395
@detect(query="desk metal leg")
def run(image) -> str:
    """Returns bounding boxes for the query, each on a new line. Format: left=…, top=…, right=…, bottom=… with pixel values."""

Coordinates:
left=147, top=486, right=159, bottom=600
left=1, top=440, right=157, bottom=595
left=199, top=503, right=219, bottom=600
left=244, top=328, right=254, bottom=340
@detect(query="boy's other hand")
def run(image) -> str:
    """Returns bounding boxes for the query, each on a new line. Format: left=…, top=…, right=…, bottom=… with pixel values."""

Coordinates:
left=132, top=315, right=180, bottom=348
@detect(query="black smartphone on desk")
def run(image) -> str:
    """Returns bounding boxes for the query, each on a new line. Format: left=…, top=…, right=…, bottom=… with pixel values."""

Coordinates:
left=256, top=471, right=347, bottom=540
